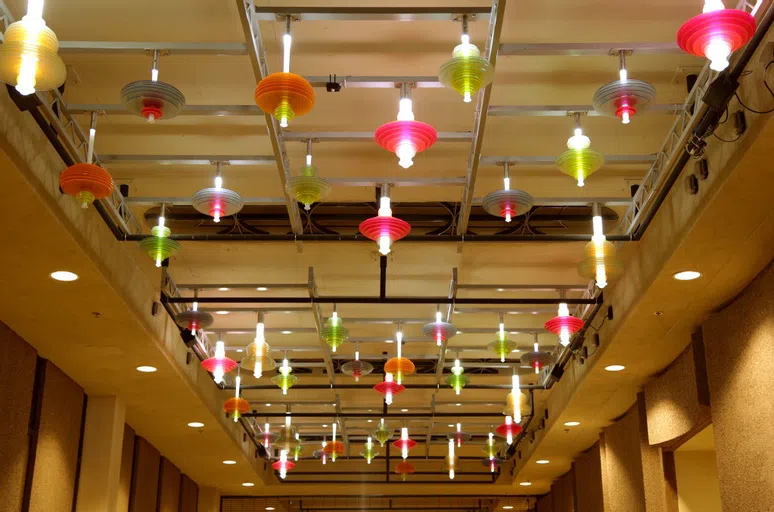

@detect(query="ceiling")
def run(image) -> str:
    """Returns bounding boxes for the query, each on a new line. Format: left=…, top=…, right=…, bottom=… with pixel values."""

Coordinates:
left=0, top=0, right=771, bottom=502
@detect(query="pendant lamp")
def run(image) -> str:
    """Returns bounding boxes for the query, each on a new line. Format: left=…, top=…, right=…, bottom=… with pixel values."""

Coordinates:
left=277, top=414, right=301, bottom=454
left=139, top=203, right=181, bottom=267
left=545, top=299, right=585, bottom=347
left=503, top=371, right=524, bottom=423
left=445, top=356, right=470, bottom=395
left=271, top=449, right=295, bottom=479
left=359, top=184, right=411, bottom=255
left=60, top=113, right=114, bottom=209
left=192, top=162, right=243, bottom=222
left=374, top=372, right=405, bottom=405
left=175, top=293, right=214, bottom=333
left=321, top=305, right=349, bottom=353
left=223, top=371, right=250, bottom=422
left=422, top=306, right=457, bottom=347
left=241, top=313, right=277, bottom=379
left=372, top=418, right=394, bottom=446
left=287, top=140, right=331, bottom=210
left=271, top=354, right=298, bottom=395
left=496, top=416, right=522, bottom=444
left=520, top=334, right=553, bottom=374
left=447, top=422, right=471, bottom=448
left=361, top=436, right=379, bottom=464
left=261, top=421, right=278, bottom=449
left=201, top=340, right=237, bottom=384
left=291, top=440, right=304, bottom=462
left=384, top=325, right=415, bottom=383
left=482, top=457, right=504, bottom=473
left=555, top=113, right=604, bottom=187
left=487, top=314, right=517, bottom=362
left=482, top=162, right=534, bottom=222
left=393, top=426, right=417, bottom=460
left=322, top=423, right=345, bottom=462
left=0, top=0, right=66, bottom=95
left=678, top=0, right=756, bottom=71
left=120, top=50, right=185, bottom=123
left=395, top=461, right=415, bottom=482
left=593, top=52, right=656, bottom=124
left=341, top=343, right=374, bottom=382
left=482, top=430, right=499, bottom=459
left=438, top=15, right=495, bottom=103
left=254, top=17, right=314, bottom=127
left=446, top=438, right=458, bottom=480
left=578, top=204, right=623, bottom=288
left=375, top=83, right=437, bottom=169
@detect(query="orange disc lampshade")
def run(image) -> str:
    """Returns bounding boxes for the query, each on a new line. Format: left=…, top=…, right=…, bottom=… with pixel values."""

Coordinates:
left=384, top=357, right=415, bottom=381
left=223, top=397, right=250, bottom=420
left=60, top=163, right=114, bottom=209
left=254, top=72, right=315, bottom=126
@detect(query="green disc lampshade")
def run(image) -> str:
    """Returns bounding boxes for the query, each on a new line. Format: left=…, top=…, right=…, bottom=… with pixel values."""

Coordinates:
left=361, top=443, right=379, bottom=463
left=286, top=164, right=331, bottom=210
left=438, top=43, right=494, bottom=103
left=139, top=225, right=181, bottom=266
left=272, top=370, right=298, bottom=394
left=373, top=423, right=394, bottom=447
left=555, top=148, right=605, bottom=187
left=488, top=333, right=517, bottom=362
left=446, top=372, right=470, bottom=395
left=321, top=316, right=349, bottom=353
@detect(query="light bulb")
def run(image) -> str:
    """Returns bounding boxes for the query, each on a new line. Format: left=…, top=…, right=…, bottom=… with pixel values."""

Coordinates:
left=401, top=427, right=409, bottom=459
left=567, top=128, right=591, bottom=151
left=396, top=142, right=416, bottom=169
left=703, top=0, right=726, bottom=13
left=622, top=110, right=631, bottom=124
left=461, top=33, right=470, bottom=45
left=463, top=92, right=471, bottom=103
left=397, top=98, right=414, bottom=121
left=505, top=212, right=512, bottom=223
left=214, top=175, right=223, bottom=189
left=280, top=117, right=288, bottom=128
left=619, top=68, right=628, bottom=81
left=282, top=33, right=292, bottom=73
left=306, top=154, right=312, bottom=166
left=503, top=176, right=510, bottom=191
left=378, top=235, right=392, bottom=255
left=705, top=39, right=731, bottom=71
left=322, top=453, right=327, bottom=465
left=15, top=2, right=47, bottom=98
left=505, top=416, right=514, bottom=444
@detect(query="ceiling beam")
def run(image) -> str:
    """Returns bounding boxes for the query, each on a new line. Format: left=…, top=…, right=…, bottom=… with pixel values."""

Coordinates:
left=283, top=131, right=472, bottom=142
left=100, top=154, right=276, bottom=165
left=498, top=41, right=682, bottom=56
left=236, top=0, right=303, bottom=234
left=58, top=41, right=248, bottom=55
left=308, top=267, right=336, bottom=384
left=456, top=0, right=507, bottom=236
left=251, top=6, right=491, bottom=22
left=488, top=103, right=683, bottom=117
left=478, top=154, right=657, bottom=166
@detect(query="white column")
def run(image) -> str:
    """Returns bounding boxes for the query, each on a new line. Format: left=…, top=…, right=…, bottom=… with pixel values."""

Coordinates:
left=75, top=396, right=126, bottom=512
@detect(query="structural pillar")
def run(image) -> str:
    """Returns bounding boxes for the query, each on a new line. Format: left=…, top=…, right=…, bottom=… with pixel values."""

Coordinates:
left=198, top=486, right=221, bottom=512
left=75, top=396, right=126, bottom=512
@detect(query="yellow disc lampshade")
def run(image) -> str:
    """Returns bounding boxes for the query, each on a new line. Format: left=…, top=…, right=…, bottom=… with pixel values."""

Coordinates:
left=555, top=148, right=605, bottom=187
left=0, top=19, right=66, bottom=94
left=438, top=43, right=494, bottom=102
left=577, top=241, right=624, bottom=284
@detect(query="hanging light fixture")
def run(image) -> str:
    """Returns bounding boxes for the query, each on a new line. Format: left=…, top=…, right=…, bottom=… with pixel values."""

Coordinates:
left=322, top=422, right=345, bottom=462
left=291, top=433, right=304, bottom=462
left=496, top=416, right=522, bottom=445
left=544, top=295, right=585, bottom=347
left=422, top=306, right=457, bottom=347
left=372, top=418, right=394, bottom=447
left=487, top=313, right=518, bottom=362
left=120, top=50, right=185, bottom=123
left=520, top=334, right=554, bottom=374
left=593, top=52, right=656, bottom=125
left=242, top=312, right=276, bottom=379
left=393, top=426, right=417, bottom=460
left=503, top=370, right=523, bottom=424
left=677, top=0, right=756, bottom=72
left=261, top=421, right=278, bottom=450
left=374, top=372, right=405, bottom=405
left=384, top=324, right=415, bottom=384
left=223, top=369, right=250, bottom=422
left=359, top=184, right=411, bottom=256
left=482, top=162, right=534, bottom=222
left=445, top=355, right=470, bottom=395
left=139, top=203, right=181, bottom=267
left=438, top=14, right=495, bottom=103
left=482, top=456, right=504, bottom=473
left=175, top=292, right=214, bottom=334
left=276, top=412, right=301, bottom=455
left=272, top=353, right=298, bottom=395
left=482, top=429, right=499, bottom=459
left=446, top=438, right=458, bottom=480
left=375, top=83, right=437, bottom=169
left=555, top=113, right=604, bottom=187
left=448, top=422, right=471, bottom=448
left=578, top=203, right=623, bottom=288
left=201, top=340, right=237, bottom=384
left=341, top=343, right=374, bottom=382
left=315, top=438, right=328, bottom=465
left=395, top=461, right=415, bottom=482
left=271, top=449, right=295, bottom=480
left=60, top=112, right=114, bottom=209
left=321, top=305, right=349, bottom=353
left=254, top=17, right=314, bottom=127
left=361, top=436, right=379, bottom=464
left=0, top=0, right=66, bottom=95
left=287, top=139, right=331, bottom=210
left=192, top=162, right=243, bottom=223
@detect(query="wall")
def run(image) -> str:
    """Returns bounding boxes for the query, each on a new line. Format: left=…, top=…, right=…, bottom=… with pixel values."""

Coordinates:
left=551, top=469, right=575, bottom=512
left=573, top=442, right=604, bottom=512
left=0, top=320, right=200, bottom=512
left=673, top=451, right=721, bottom=512
left=702, top=260, right=774, bottom=511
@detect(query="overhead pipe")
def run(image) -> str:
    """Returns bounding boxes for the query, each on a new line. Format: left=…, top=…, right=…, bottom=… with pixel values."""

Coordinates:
left=125, top=232, right=633, bottom=242
left=233, top=383, right=546, bottom=390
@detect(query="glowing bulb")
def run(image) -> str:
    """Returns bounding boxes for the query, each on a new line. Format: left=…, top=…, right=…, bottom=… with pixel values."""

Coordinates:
left=397, top=98, right=414, bottom=121
left=279, top=450, right=288, bottom=479
left=448, top=438, right=455, bottom=479
left=463, top=91, right=471, bottom=103
left=214, top=175, right=223, bottom=189
left=461, top=33, right=470, bottom=45
left=567, top=128, right=591, bottom=151
left=401, top=427, right=409, bottom=460
left=306, top=154, right=312, bottom=166
left=384, top=372, right=394, bottom=405
left=254, top=320, right=265, bottom=379
left=280, top=117, right=288, bottom=128
left=619, top=68, right=628, bottom=81
left=15, top=43, right=40, bottom=96
left=282, top=33, right=292, bottom=73
left=512, top=374, right=522, bottom=423
left=703, top=0, right=726, bottom=13
left=378, top=235, right=392, bottom=255
left=705, top=39, right=732, bottom=71
left=396, top=142, right=417, bottom=169
left=503, top=176, right=510, bottom=191
left=505, top=416, right=514, bottom=444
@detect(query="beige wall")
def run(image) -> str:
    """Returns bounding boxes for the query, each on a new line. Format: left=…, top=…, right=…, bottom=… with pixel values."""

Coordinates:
left=673, top=451, right=721, bottom=512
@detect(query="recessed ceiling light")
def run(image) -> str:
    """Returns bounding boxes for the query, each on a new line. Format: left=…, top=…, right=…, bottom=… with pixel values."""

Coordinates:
left=236, top=349, right=244, bottom=353
left=673, top=270, right=701, bottom=281
left=187, top=422, right=204, bottom=428
left=536, top=460, right=550, bottom=465
left=216, top=310, right=230, bottom=315
left=564, top=421, right=580, bottom=427
left=503, top=507, right=514, bottom=510
left=385, top=339, right=394, bottom=344
left=223, top=460, right=237, bottom=465
left=281, top=330, right=293, bottom=335
left=455, top=403, right=462, bottom=407
left=496, top=288, right=505, bottom=292
left=448, top=424, right=454, bottom=427
left=256, top=287, right=269, bottom=291
left=367, top=419, right=373, bottom=423
left=265, top=403, right=272, bottom=407
left=136, top=365, right=157, bottom=373
left=219, top=287, right=230, bottom=291
left=266, top=508, right=275, bottom=511
left=519, top=481, right=532, bottom=487
left=456, top=330, right=463, bottom=334
left=605, top=365, right=626, bottom=372
left=322, top=424, right=328, bottom=428
left=401, top=408, right=409, bottom=412
left=50, top=271, right=79, bottom=281
left=242, top=482, right=255, bottom=487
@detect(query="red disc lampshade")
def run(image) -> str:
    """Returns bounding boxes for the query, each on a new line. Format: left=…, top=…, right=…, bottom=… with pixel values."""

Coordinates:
left=677, top=8, right=755, bottom=69
left=544, top=315, right=584, bottom=336
left=373, top=379, right=406, bottom=398
left=375, top=120, right=437, bottom=155
left=359, top=215, right=411, bottom=252
left=392, top=437, right=417, bottom=452
left=201, top=355, right=238, bottom=375
left=496, top=420, right=523, bottom=439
